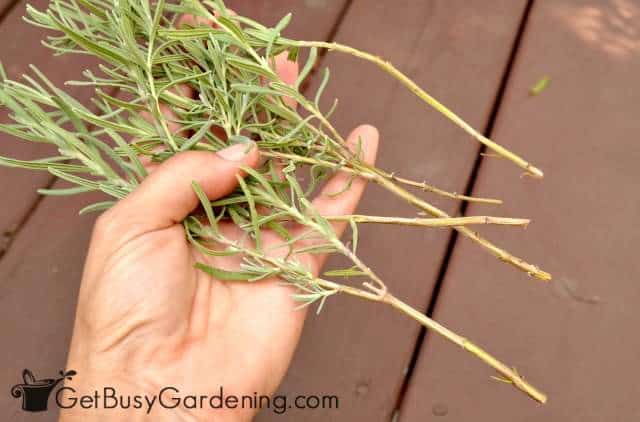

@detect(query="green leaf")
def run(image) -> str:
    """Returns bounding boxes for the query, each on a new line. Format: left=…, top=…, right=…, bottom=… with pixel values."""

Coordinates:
left=157, top=70, right=211, bottom=96
left=180, top=121, right=214, bottom=151
left=269, top=82, right=305, bottom=104
left=227, top=56, right=277, bottom=80
left=230, top=83, right=281, bottom=96
left=241, top=166, right=281, bottom=200
left=149, top=0, right=166, bottom=44
left=294, top=243, right=337, bottom=255
left=72, top=108, right=143, bottom=135
left=158, top=28, right=227, bottom=40
left=210, top=195, right=249, bottom=207
left=47, top=167, right=99, bottom=190
left=98, top=183, right=130, bottom=199
left=76, top=0, right=108, bottom=18
left=273, top=13, right=292, bottom=34
left=192, top=181, right=217, bottom=229
left=79, top=201, right=116, bottom=215
left=185, top=226, right=240, bottom=257
left=0, top=156, right=87, bottom=172
left=266, top=13, right=292, bottom=56
left=296, top=47, right=317, bottom=89
left=236, top=176, right=261, bottom=250
left=287, top=46, right=299, bottom=62
left=215, top=15, right=250, bottom=48
left=38, top=186, right=94, bottom=196
left=195, top=262, right=255, bottom=281
left=107, top=129, right=148, bottom=179
left=530, top=75, right=550, bottom=96
left=49, top=16, right=132, bottom=66
left=96, top=89, right=145, bottom=111
left=327, top=173, right=355, bottom=197
left=266, top=220, right=292, bottom=241
left=314, top=67, right=331, bottom=106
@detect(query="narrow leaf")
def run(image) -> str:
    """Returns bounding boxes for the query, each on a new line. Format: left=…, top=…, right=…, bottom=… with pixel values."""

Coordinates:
left=195, top=262, right=255, bottom=281
left=79, top=201, right=115, bottom=215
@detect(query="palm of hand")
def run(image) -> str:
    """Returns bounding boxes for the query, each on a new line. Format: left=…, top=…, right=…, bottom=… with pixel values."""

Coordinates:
left=63, top=17, right=378, bottom=421
left=66, top=124, right=376, bottom=422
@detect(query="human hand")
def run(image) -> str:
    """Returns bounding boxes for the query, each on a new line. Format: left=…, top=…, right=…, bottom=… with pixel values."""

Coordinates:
left=59, top=45, right=379, bottom=421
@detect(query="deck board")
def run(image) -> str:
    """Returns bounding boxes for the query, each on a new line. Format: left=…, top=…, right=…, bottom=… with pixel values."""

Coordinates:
left=399, top=0, right=640, bottom=420
left=258, top=1, right=528, bottom=420
left=0, top=0, right=100, bottom=247
left=0, top=0, right=16, bottom=17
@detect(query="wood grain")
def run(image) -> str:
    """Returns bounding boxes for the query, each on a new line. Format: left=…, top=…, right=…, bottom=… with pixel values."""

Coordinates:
left=0, top=0, right=98, bottom=243
left=0, top=0, right=15, bottom=19
left=400, top=0, right=640, bottom=420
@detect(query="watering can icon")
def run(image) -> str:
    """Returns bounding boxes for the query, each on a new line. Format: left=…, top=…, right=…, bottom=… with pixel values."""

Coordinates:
left=10, top=369, right=76, bottom=412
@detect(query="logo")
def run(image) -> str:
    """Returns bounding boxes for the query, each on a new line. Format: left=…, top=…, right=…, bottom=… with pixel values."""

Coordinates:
left=10, top=369, right=76, bottom=412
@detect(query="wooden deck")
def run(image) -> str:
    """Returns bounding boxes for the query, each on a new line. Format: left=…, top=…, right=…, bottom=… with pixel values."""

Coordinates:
left=1, top=0, right=638, bottom=420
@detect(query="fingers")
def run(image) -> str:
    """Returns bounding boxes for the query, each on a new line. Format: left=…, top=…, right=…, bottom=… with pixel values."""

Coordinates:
left=312, top=124, right=379, bottom=237
left=98, top=142, right=259, bottom=241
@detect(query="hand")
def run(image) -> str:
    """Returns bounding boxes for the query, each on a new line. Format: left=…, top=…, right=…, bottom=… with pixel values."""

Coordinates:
left=59, top=53, right=379, bottom=421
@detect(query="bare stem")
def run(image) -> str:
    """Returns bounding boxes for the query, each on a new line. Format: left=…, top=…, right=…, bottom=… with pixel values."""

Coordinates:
left=262, top=107, right=549, bottom=279
left=205, top=229, right=545, bottom=403
left=263, top=150, right=550, bottom=280
left=261, top=150, right=502, bottom=205
left=294, top=40, right=544, bottom=179
left=367, top=171, right=551, bottom=281
left=384, top=293, right=547, bottom=403
left=387, top=174, right=501, bottom=205
left=327, top=215, right=530, bottom=227
left=313, top=278, right=546, bottom=403
left=330, top=237, right=388, bottom=297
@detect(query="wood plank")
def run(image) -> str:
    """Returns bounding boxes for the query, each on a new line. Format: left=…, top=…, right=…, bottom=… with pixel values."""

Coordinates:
left=258, top=1, right=529, bottom=421
left=399, top=0, right=640, bottom=420
left=0, top=0, right=16, bottom=18
left=0, top=188, right=100, bottom=421
left=0, top=2, right=349, bottom=421
left=0, top=0, right=98, bottom=244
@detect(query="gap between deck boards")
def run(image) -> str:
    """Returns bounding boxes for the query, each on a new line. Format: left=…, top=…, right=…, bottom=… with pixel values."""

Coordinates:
left=0, top=0, right=19, bottom=23
left=391, top=0, right=537, bottom=417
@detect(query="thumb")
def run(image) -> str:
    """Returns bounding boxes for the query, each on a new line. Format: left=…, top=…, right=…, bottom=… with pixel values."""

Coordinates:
left=98, top=142, right=259, bottom=242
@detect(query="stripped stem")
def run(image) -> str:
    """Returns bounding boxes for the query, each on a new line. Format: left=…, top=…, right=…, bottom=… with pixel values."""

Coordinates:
left=265, top=151, right=549, bottom=280
left=327, top=215, right=530, bottom=228
left=381, top=292, right=547, bottom=403
left=293, top=40, right=544, bottom=179
left=367, top=170, right=551, bottom=281
left=265, top=100, right=549, bottom=280
left=211, top=235, right=546, bottom=404
left=386, top=174, right=501, bottom=205
left=261, top=150, right=502, bottom=205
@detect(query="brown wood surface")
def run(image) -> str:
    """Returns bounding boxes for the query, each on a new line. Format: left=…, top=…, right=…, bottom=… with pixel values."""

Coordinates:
left=0, top=1, right=349, bottom=421
left=0, top=0, right=15, bottom=18
left=258, top=1, right=528, bottom=421
left=399, top=0, right=640, bottom=420
left=0, top=0, right=99, bottom=244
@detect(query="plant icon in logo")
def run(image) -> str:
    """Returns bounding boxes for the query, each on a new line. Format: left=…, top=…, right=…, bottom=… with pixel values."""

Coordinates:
left=10, top=369, right=76, bottom=412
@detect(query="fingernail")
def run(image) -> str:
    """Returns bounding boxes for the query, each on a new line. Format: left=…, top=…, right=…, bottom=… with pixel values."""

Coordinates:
left=217, top=141, right=255, bottom=161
